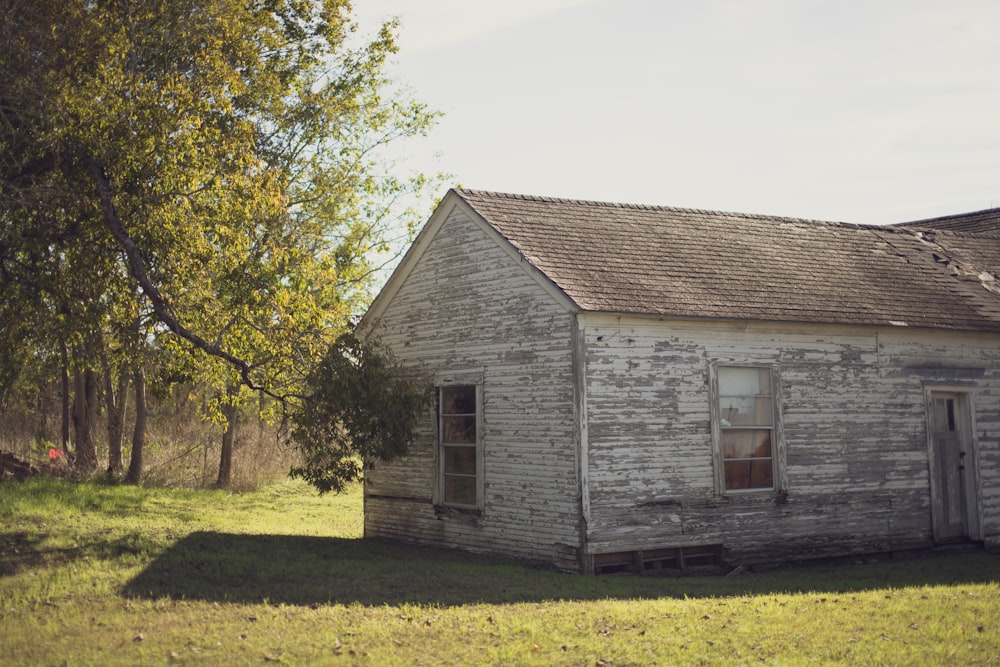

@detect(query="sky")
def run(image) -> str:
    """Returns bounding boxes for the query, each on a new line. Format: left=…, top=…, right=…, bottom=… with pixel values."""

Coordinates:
left=351, top=0, right=1000, bottom=225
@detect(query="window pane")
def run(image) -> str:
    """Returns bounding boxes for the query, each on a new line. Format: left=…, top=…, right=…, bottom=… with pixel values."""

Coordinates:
left=442, top=415, right=476, bottom=443
left=719, top=367, right=770, bottom=397
left=442, top=386, right=476, bottom=414
left=724, top=459, right=774, bottom=490
left=720, top=396, right=772, bottom=426
left=443, top=445, right=476, bottom=475
left=718, top=367, right=776, bottom=492
left=438, top=384, right=479, bottom=507
left=722, top=429, right=772, bottom=459
left=443, top=475, right=477, bottom=505
left=932, top=398, right=956, bottom=432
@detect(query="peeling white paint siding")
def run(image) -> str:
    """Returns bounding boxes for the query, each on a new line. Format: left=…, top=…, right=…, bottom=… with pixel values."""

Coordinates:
left=580, top=313, right=1000, bottom=563
left=364, top=207, right=582, bottom=569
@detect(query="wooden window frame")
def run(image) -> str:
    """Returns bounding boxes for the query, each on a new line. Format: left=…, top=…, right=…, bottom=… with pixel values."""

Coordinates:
left=435, top=378, right=484, bottom=511
left=710, top=364, right=784, bottom=496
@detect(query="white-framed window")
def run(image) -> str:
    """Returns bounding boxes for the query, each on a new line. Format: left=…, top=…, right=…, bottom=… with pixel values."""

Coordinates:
left=437, top=383, right=483, bottom=509
left=712, top=365, right=779, bottom=493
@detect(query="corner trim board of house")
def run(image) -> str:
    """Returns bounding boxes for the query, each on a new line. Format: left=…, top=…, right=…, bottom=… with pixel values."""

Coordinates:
left=572, top=314, right=592, bottom=571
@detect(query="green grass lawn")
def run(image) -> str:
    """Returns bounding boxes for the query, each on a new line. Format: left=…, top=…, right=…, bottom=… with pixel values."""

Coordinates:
left=1, top=478, right=998, bottom=665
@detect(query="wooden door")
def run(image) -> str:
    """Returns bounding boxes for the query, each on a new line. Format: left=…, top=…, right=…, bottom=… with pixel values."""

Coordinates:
left=929, top=393, right=975, bottom=542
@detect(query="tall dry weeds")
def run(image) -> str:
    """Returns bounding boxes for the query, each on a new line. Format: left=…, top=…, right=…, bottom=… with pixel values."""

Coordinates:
left=0, top=382, right=299, bottom=490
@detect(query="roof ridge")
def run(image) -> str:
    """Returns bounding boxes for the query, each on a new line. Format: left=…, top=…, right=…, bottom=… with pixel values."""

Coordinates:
left=455, top=188, right=865, bottom=228
left=899, top=206, right=1000, bottom=227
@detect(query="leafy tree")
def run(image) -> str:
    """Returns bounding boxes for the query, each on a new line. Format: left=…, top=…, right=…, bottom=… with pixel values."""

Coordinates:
left=1, top=0, right=440, bottom=479
left=291, top=331, right=428, bottom=493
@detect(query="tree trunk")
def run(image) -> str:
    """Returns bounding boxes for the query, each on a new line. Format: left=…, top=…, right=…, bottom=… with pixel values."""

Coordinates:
left=216, top=402, right=239, bottom=489
left=104, top=364, right=129, bottom=476
left=60, top=343, right=71, bottom=454
left=72, top=364, right=99, bottom=472
left=125, top=367, right=146, bottom=484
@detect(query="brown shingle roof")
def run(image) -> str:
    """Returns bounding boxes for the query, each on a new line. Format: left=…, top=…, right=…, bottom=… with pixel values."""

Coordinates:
left=456, top=189, right=1000, bottom=333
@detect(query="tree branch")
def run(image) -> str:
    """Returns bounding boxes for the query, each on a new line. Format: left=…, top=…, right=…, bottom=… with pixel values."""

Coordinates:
left=84, top=154, right=283, bottom=400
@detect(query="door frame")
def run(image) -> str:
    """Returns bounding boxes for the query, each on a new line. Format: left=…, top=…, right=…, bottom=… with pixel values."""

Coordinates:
left=924, top=386, right=982, bottom=543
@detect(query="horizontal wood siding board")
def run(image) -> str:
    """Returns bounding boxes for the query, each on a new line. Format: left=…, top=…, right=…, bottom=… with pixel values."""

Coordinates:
left=364, top=207, right=582, bottom=568
left=581, top=313, right=1000, bottom=563
left=365, top=496, right=580, bottom=570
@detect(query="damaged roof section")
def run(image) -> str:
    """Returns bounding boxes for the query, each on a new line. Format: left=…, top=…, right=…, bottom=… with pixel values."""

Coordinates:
left=896, top=209, right=1000, bottom=295
left=894, top=208, right=1000, bottom=317
left=455, top=190, right=1000, bottom=333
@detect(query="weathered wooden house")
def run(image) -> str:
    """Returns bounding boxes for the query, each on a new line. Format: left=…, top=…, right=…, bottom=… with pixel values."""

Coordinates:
left=361, top=189, right=1000, bottom=573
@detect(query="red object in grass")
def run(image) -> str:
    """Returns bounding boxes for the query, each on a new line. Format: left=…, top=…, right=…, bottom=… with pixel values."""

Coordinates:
left=49, top=448, right=63, bottom=461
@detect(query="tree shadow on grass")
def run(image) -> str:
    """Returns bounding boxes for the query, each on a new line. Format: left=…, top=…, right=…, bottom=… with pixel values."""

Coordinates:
left=121, top=531, right=1000, bottom=607
left=1, top=529, right=165, bottom=577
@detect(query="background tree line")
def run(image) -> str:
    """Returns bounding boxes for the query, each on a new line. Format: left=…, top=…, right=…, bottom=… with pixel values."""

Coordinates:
left=1, top=0, right=433, bottom=488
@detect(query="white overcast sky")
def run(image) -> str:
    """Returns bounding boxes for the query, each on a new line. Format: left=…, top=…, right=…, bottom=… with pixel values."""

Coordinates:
left=352, top=0, right=1000, bottom=225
